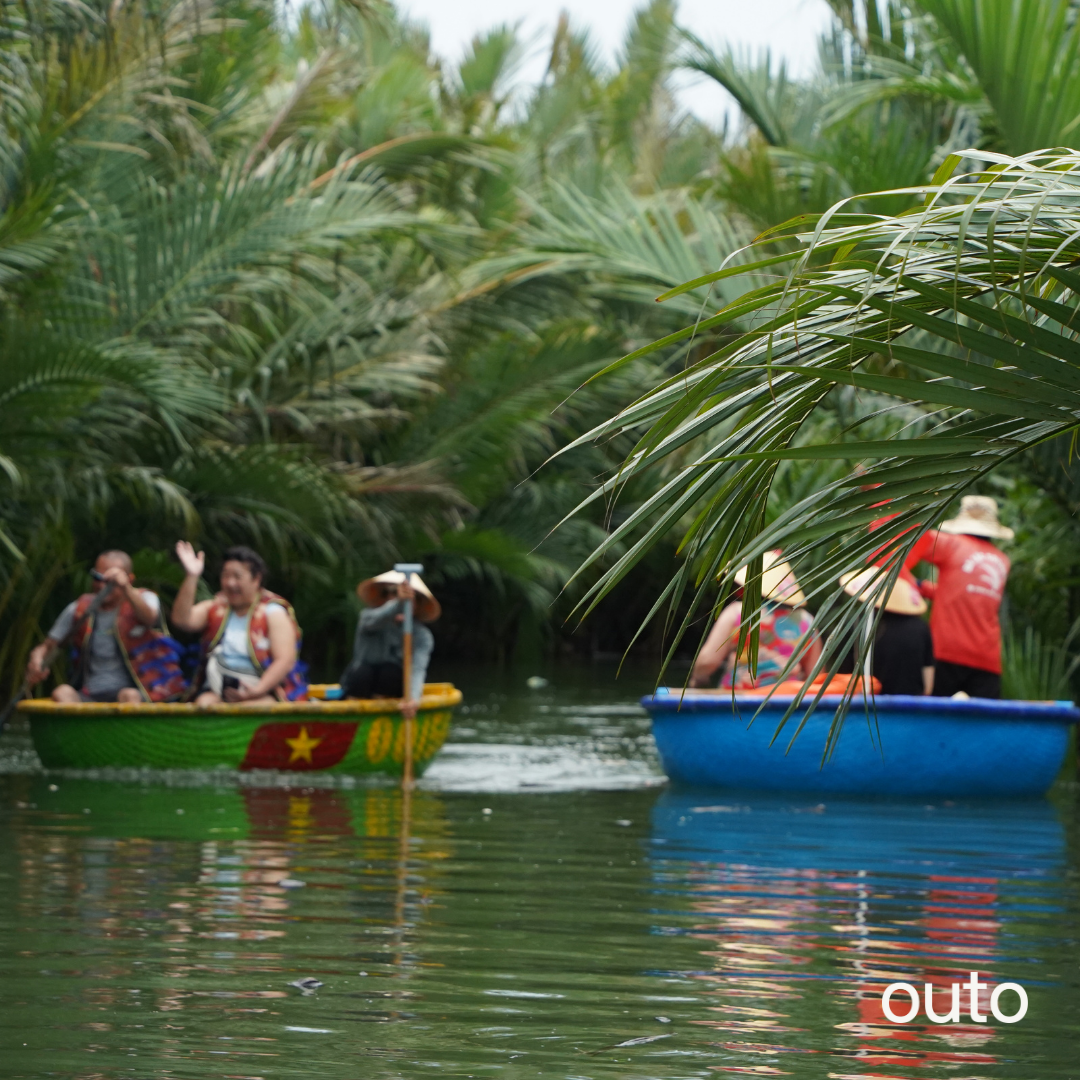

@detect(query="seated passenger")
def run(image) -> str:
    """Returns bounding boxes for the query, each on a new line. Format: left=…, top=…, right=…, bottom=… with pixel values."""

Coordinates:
left=837, top=568, right=935, bottom=695
left=171, top=542, right=307, bottom=705
left=690, top=551, right=821, bottom=689
left=25, top=550, right=186, bottom=703
left=340, top=571, right=440, bottom=712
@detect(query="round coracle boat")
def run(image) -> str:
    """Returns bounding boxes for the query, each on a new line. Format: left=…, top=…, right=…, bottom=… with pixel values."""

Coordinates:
left=17, top=683, right=460, bottom=776
left=642, top=689, right=1080, bottom=798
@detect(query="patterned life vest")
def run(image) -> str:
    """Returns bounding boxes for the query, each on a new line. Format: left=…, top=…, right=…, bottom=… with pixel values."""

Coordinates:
left=200, top=589, right=308, bottom=701
left=720, top=602, right=817, bottom=690
left=71, top=591, right=188, bottom=702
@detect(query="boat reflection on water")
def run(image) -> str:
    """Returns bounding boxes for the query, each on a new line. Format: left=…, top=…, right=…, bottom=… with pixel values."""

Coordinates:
left=650, top=791, right=1066, bottom=1074
left=8, top=778, right=449, bottom=1023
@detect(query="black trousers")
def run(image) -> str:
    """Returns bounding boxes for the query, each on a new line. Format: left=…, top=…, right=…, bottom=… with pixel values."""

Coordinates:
left=341, top=661, right=404, bottom=699
left=933, top=660, right=1001, bottom=700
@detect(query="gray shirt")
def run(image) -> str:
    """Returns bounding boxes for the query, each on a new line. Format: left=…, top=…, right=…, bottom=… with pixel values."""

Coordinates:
left=346, top=599, right=434, bottom=700
left=48, top=594, right=161, bottom=696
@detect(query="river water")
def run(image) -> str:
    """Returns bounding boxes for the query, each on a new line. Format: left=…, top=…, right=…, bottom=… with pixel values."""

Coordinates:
left=0, top=666, right=1077, bottom=1079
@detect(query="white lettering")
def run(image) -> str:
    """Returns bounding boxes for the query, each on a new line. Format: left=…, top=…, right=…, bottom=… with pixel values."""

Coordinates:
left=960, top=551, right=1007, bottom=594
left=966, top=971, right=989, bottom=1022
left=990, top=983, right=1029, bottom=1023
left=924, top=982, right=961, bottom=1024
left=882, top=982, right=920, bottom=1023
left=881, top=972, right=1026, bottom=1024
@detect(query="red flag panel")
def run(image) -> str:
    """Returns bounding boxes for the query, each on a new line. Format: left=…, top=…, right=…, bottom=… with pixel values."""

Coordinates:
left=241, top=721, right=359, bottom=771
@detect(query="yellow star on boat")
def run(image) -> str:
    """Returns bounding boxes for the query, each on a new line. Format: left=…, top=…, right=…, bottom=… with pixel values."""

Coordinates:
left=286, top=725, right=323, bottom=765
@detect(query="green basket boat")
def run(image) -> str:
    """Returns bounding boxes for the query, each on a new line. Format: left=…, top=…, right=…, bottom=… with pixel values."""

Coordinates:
left=17, top=682, right=461, bottom=776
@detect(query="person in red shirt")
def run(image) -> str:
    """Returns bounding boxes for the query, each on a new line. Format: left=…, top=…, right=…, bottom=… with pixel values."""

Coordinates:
left=903, top=496, right=1013, bottom=700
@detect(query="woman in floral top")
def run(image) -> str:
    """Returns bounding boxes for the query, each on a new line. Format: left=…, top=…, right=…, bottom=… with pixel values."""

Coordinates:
left=690, top=551, right=822, bottom=690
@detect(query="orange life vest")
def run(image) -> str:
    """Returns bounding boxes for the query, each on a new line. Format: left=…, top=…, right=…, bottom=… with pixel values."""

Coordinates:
left=71, top=591, right=187, bottom=702
left=199, top=589, right=308, bottom=701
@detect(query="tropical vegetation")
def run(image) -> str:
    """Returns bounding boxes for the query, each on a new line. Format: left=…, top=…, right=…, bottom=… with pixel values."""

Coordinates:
left=3, top=0, right=1080, bottom=696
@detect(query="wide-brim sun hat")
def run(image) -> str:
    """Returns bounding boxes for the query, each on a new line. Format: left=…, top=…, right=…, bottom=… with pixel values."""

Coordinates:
left=840, top=568, right=927, bottom=615
left=357, top=570, right=441, bottom=623
left=939, top=495, right=1014, bottom=540
left=733, top=550, right=807, bottom=606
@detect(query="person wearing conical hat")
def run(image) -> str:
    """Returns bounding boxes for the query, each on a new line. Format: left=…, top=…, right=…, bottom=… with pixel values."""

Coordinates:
left=690, top=551, right=822, bottom=690
left=837, top=568, right=935, bottom=696
left=902, top=496, right=1012, bottom=700
left=339, top=570, right=441, bottom=706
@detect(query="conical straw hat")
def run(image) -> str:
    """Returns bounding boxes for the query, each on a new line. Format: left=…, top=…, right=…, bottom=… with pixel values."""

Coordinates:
left=733, top=550, right=806, bottom=606
left=840, top=567, right=927, bottom=615
left=357, top=570, right=441, bottom=623
left=939, top=495, right=1013, bottom=540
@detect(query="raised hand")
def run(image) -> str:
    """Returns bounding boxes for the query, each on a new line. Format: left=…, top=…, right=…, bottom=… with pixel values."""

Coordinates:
left=175, top=540, right=205, bottom=578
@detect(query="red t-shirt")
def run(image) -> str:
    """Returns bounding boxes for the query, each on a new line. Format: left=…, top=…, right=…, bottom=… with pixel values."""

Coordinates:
left=904, top=531, right=1010, bottom=673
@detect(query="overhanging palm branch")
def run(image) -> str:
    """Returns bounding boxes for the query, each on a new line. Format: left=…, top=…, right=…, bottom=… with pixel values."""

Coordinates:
left=566, top=148, right=1080, bottom=739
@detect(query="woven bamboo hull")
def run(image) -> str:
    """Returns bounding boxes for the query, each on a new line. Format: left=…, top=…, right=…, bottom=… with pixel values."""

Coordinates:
left=18, top=683, right=460, bottom=776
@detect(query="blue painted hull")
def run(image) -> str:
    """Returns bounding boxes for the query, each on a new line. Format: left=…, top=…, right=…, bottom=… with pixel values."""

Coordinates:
left=643, top=691, right=1080, bottom=797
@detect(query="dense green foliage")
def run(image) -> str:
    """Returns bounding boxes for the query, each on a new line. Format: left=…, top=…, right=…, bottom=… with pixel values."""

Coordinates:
left=4, top=0, right=1080, bottom=693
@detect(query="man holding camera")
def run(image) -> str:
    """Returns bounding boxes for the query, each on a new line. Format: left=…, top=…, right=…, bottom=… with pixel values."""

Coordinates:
left=25, top=550, right=186, bottom=703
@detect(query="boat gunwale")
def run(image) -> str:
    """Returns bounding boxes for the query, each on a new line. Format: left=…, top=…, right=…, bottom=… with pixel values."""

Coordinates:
left=17, top=686, right=462, bottom=719
left=642, top=690, right=1080, bottom=722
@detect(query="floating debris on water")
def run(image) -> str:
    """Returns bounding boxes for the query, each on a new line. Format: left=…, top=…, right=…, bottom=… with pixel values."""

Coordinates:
left=278, top=878, right=306, bottom=889
left=525, top=676, right=549, bottom=690
left=484, top=989, right=565, bottom=999
left=587, top=1033, right=673, bottom=1054
left=288, top=978, right=323, bottom=994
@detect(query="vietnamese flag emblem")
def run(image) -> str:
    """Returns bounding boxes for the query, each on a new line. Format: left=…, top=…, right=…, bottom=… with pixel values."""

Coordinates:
left=241, top=722, right=359, bottom=771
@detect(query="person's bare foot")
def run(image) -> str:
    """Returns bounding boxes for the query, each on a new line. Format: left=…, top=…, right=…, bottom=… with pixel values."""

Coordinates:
left=51, top=684, right=81, bottom=703
left=195, top=691, right=221, bottom=707
left=117, top=688, right=142, bottom=704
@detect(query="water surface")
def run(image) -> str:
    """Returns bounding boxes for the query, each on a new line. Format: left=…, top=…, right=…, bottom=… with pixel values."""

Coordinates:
left=1, top=666, right=1077, bottom=1078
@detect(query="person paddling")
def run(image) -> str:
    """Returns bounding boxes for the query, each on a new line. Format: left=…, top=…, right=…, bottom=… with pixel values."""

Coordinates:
left=690, top=551, right=822, bottom=690
left=171, top=542, right=307, bottom=705
left=340, top=570, right=440, bottom=713
left=903, top=496, right=1012, bottom=699
left=837, top=568, right=935, bottom=695
left=24, top=550, right=186, bottom=703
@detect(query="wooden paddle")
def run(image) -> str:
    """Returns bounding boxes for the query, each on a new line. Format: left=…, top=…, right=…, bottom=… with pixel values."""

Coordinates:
left=0, top=574, right=117, bottom=734
left=394, top=561, right=424, bottom=791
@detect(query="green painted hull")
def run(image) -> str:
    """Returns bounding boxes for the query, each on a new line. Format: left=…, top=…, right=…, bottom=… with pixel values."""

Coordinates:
left=18, top=684, right=459, bottom=776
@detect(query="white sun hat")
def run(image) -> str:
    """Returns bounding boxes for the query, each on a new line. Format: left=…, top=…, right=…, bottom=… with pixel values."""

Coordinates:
left=840, top=567, right=927, bottom=615
left=939, top=495, right=1014, bottom=541
left=733, top=550, right=807, bottom=606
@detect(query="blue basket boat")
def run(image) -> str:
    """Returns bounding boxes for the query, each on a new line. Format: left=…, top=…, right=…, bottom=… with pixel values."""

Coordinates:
left=641, top=690, right=1080, bottom=797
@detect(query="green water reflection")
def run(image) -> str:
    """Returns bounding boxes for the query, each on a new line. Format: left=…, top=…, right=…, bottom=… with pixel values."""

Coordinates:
left=0, top=668, right=1078, bottom=1078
